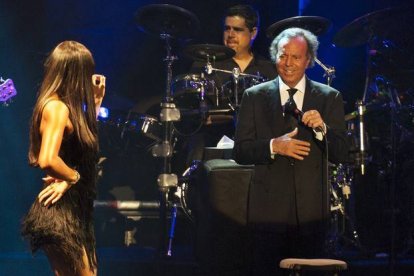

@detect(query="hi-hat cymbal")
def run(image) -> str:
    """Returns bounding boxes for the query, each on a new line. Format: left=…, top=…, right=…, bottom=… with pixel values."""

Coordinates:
left=183, top=44, right=235, bottom=61
left=266, top=16, right=331, bottom=39
left=333, top=6, right=414, bottom=48
left=135, top=4, right=200, bottom=39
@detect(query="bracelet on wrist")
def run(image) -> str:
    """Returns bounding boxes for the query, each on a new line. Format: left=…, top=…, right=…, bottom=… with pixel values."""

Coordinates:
left=68, top=170, right=80, bottom=185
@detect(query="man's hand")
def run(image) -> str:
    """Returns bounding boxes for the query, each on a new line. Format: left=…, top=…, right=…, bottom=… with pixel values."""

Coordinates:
left=302, top=110, right=324, bottom=130
left=272, top=128, right=311, bottom=160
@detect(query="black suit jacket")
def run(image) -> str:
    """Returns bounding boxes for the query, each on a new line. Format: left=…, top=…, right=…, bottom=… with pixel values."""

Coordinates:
left=233, top=77, right=348, bottom=230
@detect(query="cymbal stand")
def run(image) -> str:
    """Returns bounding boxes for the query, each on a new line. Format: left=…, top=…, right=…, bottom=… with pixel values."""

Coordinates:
left=314, top=57, right=336, bottom=86
left=388, top=80, right=399, bottom=276
left=199, top=72, right=209, bottom=120
left=205, top=62, right=261, bottom=82
left=369, top=42, right=402, bottom=276
left=356, top=100, right=367, bottom=175
left=151, top=32, right=181, bottom=257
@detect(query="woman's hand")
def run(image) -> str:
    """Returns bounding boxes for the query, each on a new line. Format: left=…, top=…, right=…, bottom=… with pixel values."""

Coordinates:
left=38, top=177, right=71, bottom=207
left=92, top=74, right=105, bottom=102
left=92, top=74, right=106, bottom=117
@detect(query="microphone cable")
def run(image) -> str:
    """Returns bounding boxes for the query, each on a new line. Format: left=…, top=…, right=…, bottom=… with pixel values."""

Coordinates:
left=284, top=99, right=331, bottom=230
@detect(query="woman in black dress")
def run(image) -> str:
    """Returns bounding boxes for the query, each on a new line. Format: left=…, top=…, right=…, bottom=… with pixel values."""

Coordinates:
left=22, top=40, right=105, bottom=276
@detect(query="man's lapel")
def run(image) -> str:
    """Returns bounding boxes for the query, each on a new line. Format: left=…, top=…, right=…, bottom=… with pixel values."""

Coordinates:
left=302, top=78, right=319, bottom=113
left=264, top=78, right=292, bottom=136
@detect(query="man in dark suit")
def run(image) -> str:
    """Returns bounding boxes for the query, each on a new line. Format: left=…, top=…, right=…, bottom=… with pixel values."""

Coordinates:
left=233, top=27, right=349, bottom=275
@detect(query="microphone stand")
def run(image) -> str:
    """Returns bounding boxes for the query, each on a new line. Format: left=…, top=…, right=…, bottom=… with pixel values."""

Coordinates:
left=314, top=57, right=364, bottom=255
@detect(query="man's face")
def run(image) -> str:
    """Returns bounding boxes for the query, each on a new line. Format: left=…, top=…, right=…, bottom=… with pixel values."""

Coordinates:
left=223, top=16, right=257, bottom=56
left=276, top=36, right=310, bottom=87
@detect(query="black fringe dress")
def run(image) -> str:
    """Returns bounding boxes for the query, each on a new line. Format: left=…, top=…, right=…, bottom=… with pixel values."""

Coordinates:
left=22, top=133, right=97, bottom=271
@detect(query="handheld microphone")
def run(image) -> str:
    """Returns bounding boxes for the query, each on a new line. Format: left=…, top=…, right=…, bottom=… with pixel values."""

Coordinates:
left=284, top=98, right=304, bottom=119
left=284, top=99, right=324, bottom=133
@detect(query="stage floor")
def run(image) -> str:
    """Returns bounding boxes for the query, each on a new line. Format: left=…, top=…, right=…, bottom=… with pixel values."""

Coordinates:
left=2, top=246, right=414, bottom=275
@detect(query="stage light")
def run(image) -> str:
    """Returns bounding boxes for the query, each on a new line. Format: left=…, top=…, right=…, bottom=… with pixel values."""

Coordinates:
left=98, top=107, right=109, bottom=119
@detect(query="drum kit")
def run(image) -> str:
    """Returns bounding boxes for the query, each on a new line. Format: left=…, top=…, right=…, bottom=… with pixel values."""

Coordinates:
left=96, top=3, right=414, bottom=258
left=133, top=4, right=278, bottom=257
left=331, top=5, right=414, bottom=260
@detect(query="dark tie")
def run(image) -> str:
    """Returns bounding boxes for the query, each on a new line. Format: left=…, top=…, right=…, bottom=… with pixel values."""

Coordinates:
left=287, top=88, right=298, bottom=103
left=285, top=88, right=298, bottom=129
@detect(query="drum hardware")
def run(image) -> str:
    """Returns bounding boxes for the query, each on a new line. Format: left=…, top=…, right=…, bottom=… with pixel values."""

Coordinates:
left=167, top=160, right=201, bottom=255
left=171, top=73, right=217, bottom=99
left=183, top=44, right=235, bottom=62
left=171, top=72, right=231, bottom=131
left=174, top=160, right=201, bottom=223
left=328, top=163, right=363, bottom=255
left=135, top=4, right=200, bottom=258
left=94, top=200, right=160, bottom=210
left=195, top=73, right=208, bottom=119
left=172, top=44, right=237, bottom=135
left=205, top=62, right=265, bottom=109
left=182, top=43, right=267, bottom=117
left=172, top=73, right=209, bottom=137
left=333, top=6, right=413, bottom=48
left=314, top=57, right=336, bottom=86
left=183, top=43, right=249, bottom=110
left=334, top=6, right=414, bottom=270
left=356, top=100, right=367, bottom=175
left=97, top=109, right=163, bottom=147
left=266, top=16, right=332, bottom=39
left=122, top=114, right=162, bottom=142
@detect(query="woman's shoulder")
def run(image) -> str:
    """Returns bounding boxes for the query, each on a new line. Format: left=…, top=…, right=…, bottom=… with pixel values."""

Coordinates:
left=42, top=97, right=68, bottom=111
left=41, top=98, right=69, bottom=118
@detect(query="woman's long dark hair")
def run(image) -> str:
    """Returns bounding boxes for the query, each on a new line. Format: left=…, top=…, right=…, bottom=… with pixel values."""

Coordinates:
left=28, top=41, right=98, bottom=166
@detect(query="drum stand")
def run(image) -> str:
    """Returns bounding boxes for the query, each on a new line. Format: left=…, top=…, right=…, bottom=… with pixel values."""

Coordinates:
left=151, top=33, right=181, bottom=257
left=314, top=57, right=335, bottom=87
left=314, top=58, right=364, bottom=255
left=327, top=164, right=364, bottom=256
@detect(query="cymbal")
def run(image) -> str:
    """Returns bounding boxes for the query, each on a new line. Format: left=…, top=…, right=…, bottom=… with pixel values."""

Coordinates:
left=135, top=4, right=200, bottom=39
left=183, top=44, right=235, bottom=61
left=333, top=6, right=414, bottom=47
left=266, top=16, right=331, bottom=38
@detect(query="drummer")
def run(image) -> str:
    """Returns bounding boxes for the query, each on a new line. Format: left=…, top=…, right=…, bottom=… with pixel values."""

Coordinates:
left=176, top=5, right=277, bottom=160
left=192, top=4, right=277, bottom=89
